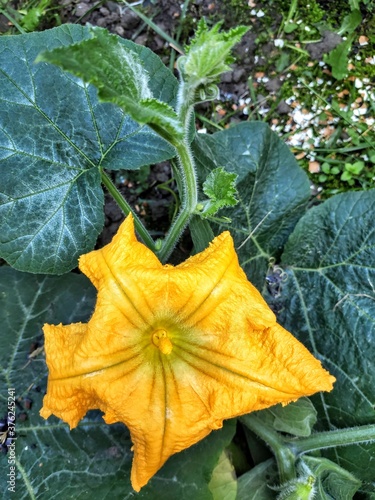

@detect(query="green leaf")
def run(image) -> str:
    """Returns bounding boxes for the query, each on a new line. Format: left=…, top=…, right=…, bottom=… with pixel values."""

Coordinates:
left=192, top=122, right=311, bottom=289
left=284, top=23, right=298, bottom=33
left=345, top=161, right=364, bottom=175
left=321, top=163, right=331, bottom=174
left=20, top=0, right=51, bottom=32
left=302, top=456, right=362, bottom=499
left=0, top=25, right=178, bottom=274
left=349, top=0, right=360, bottom=10
left=237, top=459, right=278, bottom=499
left=256, top=398, right=317, bottom=437
left=337, top=10, right=362, bottom=35
left=0, top=267, right=236, bottom=498
left=198, top=167, right=238, bottom=217
left=37, top=26, right=152, bottom=102
left=208, top=450, right=237, bottom=500
left=278, top=190, right=375, bottom=487
left=179, top=19, right=249, bottom=88
left=325, top=35, right=354, bottom=80
left=37, top=27, right=183, bottom=144
left=341, top=170, right=352, bottom=181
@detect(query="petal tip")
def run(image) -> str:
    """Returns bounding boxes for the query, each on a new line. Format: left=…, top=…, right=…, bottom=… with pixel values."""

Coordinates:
left=39, top=407, right=51, bottom=420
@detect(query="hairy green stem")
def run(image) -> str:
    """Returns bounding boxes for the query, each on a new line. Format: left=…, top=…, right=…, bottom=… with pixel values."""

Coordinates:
left=176, top=81, right=196, bottom=132
left=240, top=415, right=297, bottom=483
left=289, top=424, right=375, bottom=455
left=100, top=170, right=155, bottom=251
left=242, top=415, right=375, bottom=486
left=157, top=139, right=198, bottom=262
left=156, top=73, right=198, bottom=262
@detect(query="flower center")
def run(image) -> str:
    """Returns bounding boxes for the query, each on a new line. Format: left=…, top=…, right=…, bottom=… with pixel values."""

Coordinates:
left=152, top=329, right=173, bottom=355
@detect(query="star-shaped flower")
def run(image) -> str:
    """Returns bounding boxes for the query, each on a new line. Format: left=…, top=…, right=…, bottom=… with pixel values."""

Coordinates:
left=40, top=215, right=335, bottom=491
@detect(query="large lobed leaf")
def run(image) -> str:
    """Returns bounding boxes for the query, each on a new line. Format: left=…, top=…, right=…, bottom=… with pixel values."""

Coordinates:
left=277, top=190, right=375, bottom=490
left=0, top=25, right=178, bottom=274
left=192, top=122, right=311, bottom=289
left=0, top=268, right=235, bottom=499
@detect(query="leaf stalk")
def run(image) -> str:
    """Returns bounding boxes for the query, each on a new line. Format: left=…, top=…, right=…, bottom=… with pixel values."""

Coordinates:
left=156, top=72, right=199, bottom=262
left=100, top=170, right=156, bottom=251
left=157, top=139, right=198, bottom=262
left=242, top=414, right=375, bottom=487
left=288, top=424, right=375, bottom=455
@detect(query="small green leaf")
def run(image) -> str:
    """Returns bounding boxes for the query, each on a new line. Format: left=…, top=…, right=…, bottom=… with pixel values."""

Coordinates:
left=284, top=23, right=298, bottom=33
left=257, top=399, right=317, bottom=437
left=198, top=167, right=238, bottom=217
left=179, top=19, right=249, bottom=88
left=20, top=0, right=51, bottom=32
left=345, top=161, right=364, bottom=175
left=325, top=36, right=354, bottom=80
left=37, top=26, right=152, bottom=102
left=341, top=170, right=352, bottom=181
left=37, top=27, right=183, bottom=143
left=321, top=163, right=331, bottom=174
left=208, top=450, right=237, bottom=500
left=337, top=10, right=362, bottom=35
left=349, top=0, right=360, bottom=10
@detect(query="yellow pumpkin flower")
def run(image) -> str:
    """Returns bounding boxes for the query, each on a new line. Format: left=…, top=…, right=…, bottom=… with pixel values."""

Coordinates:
left=40, top=215, right=335, bottom=491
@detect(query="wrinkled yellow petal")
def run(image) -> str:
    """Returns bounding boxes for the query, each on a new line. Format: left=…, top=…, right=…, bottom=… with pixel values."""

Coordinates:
left=41, top=214, right=335, bottom=492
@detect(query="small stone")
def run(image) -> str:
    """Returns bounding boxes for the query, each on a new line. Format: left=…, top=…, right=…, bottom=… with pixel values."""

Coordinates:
left=265, top=78, right=282, bottom=93
left=115, top=26, right=125, bottom=37
left=121, top=10, right=141, bottom=29
left=221, top=72, right=233, bottom=83
left=106, top=13, right=120, bottom=24
left=106, top=1, right=119, bottom=12
left=232, top=68, right=245, bottom=83
left=156, top=172, right=168, bottom=183
left=95, top=17, right=108, bottom=27
left=277, top=100, right=292, bottom=115
left=74, top=3, right=91, bottom=17
left=135, top=34, right=148, bottom=46
left=359, top=35, right=368, bottom=46
left=153, top=35, right=165, bottom=51
left=309, top=161, right=320, bottom=173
